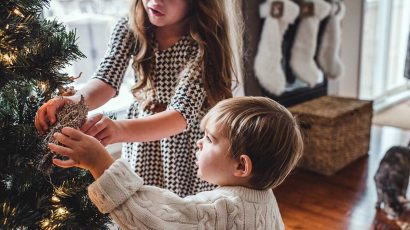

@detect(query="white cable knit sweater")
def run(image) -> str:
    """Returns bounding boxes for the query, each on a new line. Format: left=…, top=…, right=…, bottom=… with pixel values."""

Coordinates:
left=88, top=159, right=285, bottom=230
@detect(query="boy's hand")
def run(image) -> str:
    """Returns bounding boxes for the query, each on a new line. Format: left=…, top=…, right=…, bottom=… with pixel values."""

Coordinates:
left=80, top=113, right=122, bottom=146
left=48, top=127, right=114, bottom=179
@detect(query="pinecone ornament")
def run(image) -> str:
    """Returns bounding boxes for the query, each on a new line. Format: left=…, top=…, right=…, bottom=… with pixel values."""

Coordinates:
left=38, top=95, right=88, bottom=174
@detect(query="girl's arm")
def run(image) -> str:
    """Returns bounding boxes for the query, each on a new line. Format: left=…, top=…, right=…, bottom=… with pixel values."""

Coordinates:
left=114, top=110, right=187, bottom=142
left=35, top=79, right=115, bottom=133
left=70, top=16, right=133, bottom=111
left=111, top=52, right=206, bottom=143
left=35, top=17, right=133, bottom=133
left=83, top=60, right=205, bottom=144
left=111, top=58, right=205, bottom=142
left=67, top=79, right=116, bottom=110
left=81, top=109, right=187, bottom=145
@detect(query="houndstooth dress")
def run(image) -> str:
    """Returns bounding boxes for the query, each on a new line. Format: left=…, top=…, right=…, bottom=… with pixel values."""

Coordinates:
left=92, top=17, right=215, bottom=197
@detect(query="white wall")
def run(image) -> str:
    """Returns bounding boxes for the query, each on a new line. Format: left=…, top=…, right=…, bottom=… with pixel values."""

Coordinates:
left=328, top=0, right=364, bottom=98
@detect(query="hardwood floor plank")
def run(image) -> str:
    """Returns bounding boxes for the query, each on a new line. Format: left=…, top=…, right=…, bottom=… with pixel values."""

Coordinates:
left=274, top=125, right=410, bottom=229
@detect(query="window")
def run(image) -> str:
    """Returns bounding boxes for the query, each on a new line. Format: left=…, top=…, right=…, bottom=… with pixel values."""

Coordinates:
left=360, top=0, right=410, bottom=101
left=44, top=0, right=134, bottom=118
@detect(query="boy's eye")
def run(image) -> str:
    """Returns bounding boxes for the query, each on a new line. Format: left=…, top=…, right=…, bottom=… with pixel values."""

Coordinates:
left=205, top=135, right=212, bottom=143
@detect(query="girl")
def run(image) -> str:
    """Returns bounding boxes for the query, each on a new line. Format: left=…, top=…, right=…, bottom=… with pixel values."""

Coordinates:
left=35, top=0, right=243, bottom=197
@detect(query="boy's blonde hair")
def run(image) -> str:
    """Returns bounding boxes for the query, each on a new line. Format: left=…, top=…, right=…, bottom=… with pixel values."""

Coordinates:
left=129, top=0, right=243, bottom=107
left=201, top=97, right=304, bottom=190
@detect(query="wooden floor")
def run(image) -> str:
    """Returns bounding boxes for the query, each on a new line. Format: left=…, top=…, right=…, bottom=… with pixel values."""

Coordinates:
left=274, top=125, right=410, bottom=230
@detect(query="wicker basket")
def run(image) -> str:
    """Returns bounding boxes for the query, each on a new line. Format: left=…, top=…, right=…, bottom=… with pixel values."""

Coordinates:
left=289, top=96, right=373, bottom=176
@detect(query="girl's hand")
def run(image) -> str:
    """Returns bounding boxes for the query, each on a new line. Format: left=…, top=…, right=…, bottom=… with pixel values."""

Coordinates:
left=48, top=127, right=113, bottom=179
left=80, top=113, right=122, bottom=146
left=35, top=96, right=79, bottom=134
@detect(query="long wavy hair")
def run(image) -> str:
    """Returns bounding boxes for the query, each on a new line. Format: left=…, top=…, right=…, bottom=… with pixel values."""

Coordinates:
left=129, top=0, right=243, bottom=108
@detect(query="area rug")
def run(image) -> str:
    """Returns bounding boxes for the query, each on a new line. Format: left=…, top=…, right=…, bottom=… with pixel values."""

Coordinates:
left=373, top=100, right=410, bottom=130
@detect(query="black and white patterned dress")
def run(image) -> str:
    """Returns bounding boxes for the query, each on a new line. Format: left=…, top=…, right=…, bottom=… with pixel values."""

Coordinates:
left=92, top=17, right=215, bottom=197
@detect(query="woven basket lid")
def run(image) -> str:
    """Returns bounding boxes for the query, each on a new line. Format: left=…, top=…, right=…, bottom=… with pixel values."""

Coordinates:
left=288, top=96, right=373, bottom=121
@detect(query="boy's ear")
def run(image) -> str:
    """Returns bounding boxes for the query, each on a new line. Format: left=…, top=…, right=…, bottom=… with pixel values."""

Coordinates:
left=234, top=154, right=252, bottom=178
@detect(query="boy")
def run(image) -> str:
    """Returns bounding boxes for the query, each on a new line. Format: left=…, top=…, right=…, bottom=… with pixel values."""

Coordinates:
left=49, top=96, right=304, bottom=229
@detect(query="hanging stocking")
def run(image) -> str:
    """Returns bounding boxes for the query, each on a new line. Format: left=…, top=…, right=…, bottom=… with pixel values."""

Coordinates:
left=318, top=1, right=346, bottom=79
left=290, top=0, right=331, bottom=87
left=254, top=0, right=300, bottom=95
left=277, top=0, right=300, bottom=35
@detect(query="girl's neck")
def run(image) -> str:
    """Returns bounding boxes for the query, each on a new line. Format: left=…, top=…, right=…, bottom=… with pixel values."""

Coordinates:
left=155, top=20, right=189, bottom=51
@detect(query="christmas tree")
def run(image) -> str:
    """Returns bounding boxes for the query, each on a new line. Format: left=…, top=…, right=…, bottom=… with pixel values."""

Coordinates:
left=0, top=0, right=111, bottom=229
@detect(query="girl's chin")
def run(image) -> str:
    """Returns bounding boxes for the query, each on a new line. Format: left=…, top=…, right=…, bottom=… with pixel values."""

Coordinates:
left=149, top=16, right=166, bottom=27
left=148, top=19, right=166, bottom=27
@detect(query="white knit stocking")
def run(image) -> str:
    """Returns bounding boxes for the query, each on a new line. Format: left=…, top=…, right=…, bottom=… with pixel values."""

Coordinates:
left=289, top=0, right=331, bottom=87
left=254, top=0, right=300, bottom=95
left=318, top=1, right=346, bottom=79
left=277, top=0, right=300, bottom=35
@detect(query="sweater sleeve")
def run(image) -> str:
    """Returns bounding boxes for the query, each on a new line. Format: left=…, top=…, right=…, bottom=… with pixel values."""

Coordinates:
left=88, top=159, right=143, bottom=214
left=91, top=17, right=135, bottom=96
left=88, top=159, right=243, bottom=229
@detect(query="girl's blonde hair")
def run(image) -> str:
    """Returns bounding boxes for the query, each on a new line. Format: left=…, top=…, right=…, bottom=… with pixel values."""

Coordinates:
left=129, top=0, right=243, bottom=107
left=201, top=97, right=304, bottom=190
